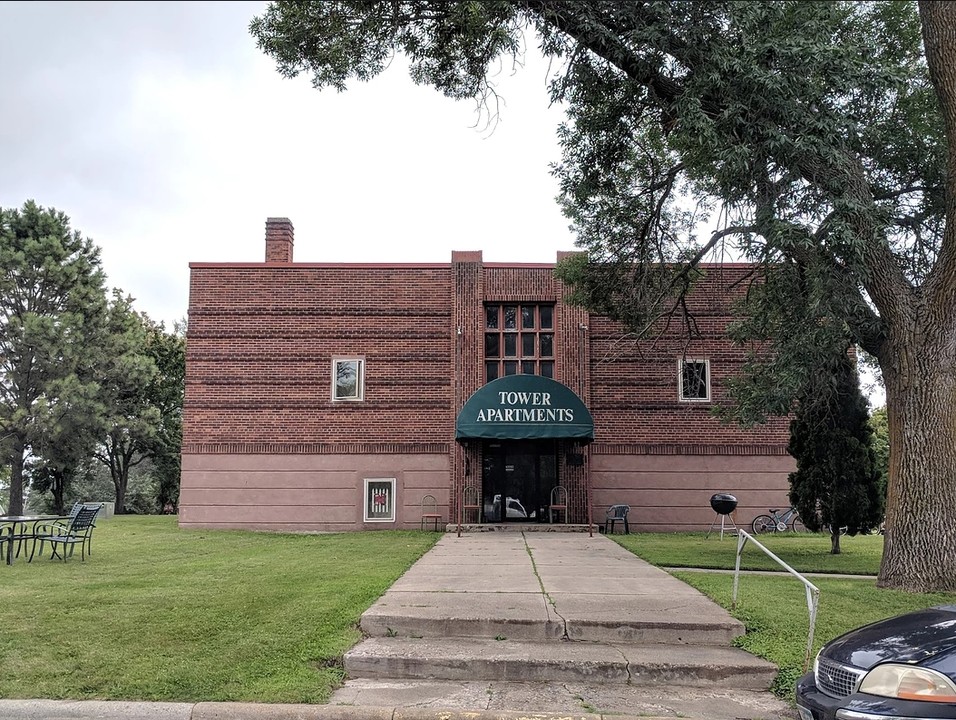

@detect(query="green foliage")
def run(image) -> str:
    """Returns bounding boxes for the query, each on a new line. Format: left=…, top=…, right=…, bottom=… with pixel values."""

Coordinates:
left=250, top=0, right=945, bottom=416
left=787, top=355, right=884, bottom=544
left=869, top=406, right=889, bottom=501
left=144, top=318, right=185, bottom=510
left=0, top=200, right=109, bottom=514
left=251, top=1, right=523, bottom=103
left=1, top=202, right=186, bottom=516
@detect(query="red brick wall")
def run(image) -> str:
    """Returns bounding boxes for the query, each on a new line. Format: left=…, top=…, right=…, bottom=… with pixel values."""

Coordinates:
left=184, top=264, right=454, bottom=448
left=182, top=251, right=792, bottom=531
left=585, top=265, right=790, bottom=449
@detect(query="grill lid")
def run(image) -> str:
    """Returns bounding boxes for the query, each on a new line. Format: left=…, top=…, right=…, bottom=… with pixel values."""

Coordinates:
left=710, top=493, right=738, bottom=515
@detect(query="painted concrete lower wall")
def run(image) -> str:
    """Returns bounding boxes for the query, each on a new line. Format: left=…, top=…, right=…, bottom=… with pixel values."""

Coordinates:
left=179, top=453, right=451, bottom=532
left=590, top=453, right=796, bottom=532
left=180, top=451, right=795, bottom=533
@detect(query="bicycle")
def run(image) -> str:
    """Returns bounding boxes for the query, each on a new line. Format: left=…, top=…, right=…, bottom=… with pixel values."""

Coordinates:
left=751, top=507, right=807, bottom=534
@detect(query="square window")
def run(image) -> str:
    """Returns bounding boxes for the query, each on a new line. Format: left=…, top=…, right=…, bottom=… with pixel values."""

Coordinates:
left=679, top=359, right=710, bottom=402
left=540, top=361, right=554, bottom=378
left=485, top=305, right=499, bottom=329
left=486, top=361, right=500, bottom=381
left=521, top=305, right=535, bottom=329
left=333, top=358, right=364, bottom=401
left=521, top=360, right=536, bottom=374
left=521, top=333, right=535, bottom=357
left=364, top=478, right=395, bottom=522
left=485, top=333, right=500, bottom=358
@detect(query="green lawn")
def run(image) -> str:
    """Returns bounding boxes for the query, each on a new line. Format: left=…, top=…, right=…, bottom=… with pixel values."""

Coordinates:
left=0, top=516, right=438, bottom=702
left=614, top=531, right=884, bottom=575
left=611, top=532, right=956, bottom=700
left=4, top=519, right=952, bottom=706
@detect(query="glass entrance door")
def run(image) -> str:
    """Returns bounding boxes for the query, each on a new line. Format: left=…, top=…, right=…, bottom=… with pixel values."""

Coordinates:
left=482, top=440, right=557, bottom=522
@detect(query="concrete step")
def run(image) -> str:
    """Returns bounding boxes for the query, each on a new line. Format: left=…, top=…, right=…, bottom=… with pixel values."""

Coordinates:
left=450, top=523, right=594, bottom=533
left=360, top=591, right=744, bottom=645
left=343, top=637, right=777, bottom=690
left=330, top=678, right=795, bottom=719
left=361, top=609, right=742, bottom=645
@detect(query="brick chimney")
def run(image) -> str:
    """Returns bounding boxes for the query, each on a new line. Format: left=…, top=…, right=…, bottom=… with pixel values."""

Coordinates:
left=265, top=217, right=294, bottom=263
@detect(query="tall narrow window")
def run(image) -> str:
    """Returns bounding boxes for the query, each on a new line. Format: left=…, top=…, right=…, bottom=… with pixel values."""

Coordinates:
left=364, top=478, right=395, bottom=522
left=679, top=359, right=710, bottom=402
left=484, top=304, right=555, bottom=381
left=332, top=358, right=364, bottom=401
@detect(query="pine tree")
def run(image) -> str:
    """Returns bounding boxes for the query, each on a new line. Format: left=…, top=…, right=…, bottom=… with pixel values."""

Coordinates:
left=788, top=354, right=883, bottom=554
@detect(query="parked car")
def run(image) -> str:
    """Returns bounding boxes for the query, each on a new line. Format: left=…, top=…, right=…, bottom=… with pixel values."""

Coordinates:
left=796, top=604, right=956, bottom=720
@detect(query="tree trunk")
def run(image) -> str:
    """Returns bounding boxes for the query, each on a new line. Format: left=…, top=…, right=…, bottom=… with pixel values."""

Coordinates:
left=878, top=328, right=956, bottom=591
left=830, top=529, right=841, bottom=555
left=8, top=436, right=25, bottom=516
left=51, top=471, right=65, bottom=515
left=112, top=464, right=128, bottom=515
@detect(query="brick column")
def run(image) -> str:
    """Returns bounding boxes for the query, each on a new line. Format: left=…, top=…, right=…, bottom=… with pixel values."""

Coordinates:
left=450, top=252, right=484, bottom=525
left=555, top=251, right=592, bottom=525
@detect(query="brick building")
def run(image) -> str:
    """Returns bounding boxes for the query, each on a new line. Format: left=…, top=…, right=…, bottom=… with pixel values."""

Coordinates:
left=179, top=218, right=793, bottom=532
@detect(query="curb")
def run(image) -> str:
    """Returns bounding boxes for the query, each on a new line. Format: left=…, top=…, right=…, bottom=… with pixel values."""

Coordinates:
left=0, top=700, right=661, bottom=720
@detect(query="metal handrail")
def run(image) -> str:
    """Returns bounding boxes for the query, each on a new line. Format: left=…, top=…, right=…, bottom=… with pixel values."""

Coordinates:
left=732, top=529, right=820, bottom=672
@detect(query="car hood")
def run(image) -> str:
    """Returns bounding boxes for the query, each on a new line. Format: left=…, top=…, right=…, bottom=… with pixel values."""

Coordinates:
left=822, top=605, right=956, bottom=670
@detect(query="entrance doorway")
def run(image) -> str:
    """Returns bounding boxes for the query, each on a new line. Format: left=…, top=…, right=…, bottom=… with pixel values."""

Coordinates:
left=482, top=440, right=558, bottom=522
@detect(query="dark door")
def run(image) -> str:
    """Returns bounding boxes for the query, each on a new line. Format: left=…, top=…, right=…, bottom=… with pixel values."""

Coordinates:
left=482, top=440, right=557, bottom=522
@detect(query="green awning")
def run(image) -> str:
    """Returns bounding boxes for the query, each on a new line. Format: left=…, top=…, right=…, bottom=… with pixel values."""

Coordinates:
left=455, top=375, right=594, bottom=441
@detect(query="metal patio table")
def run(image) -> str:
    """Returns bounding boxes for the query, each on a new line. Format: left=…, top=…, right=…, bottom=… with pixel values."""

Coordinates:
left=0, top=515, right=70, bottom=565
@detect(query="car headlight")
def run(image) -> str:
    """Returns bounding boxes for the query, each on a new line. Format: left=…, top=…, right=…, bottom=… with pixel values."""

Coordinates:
left=859, top=663, right=956, bottom=702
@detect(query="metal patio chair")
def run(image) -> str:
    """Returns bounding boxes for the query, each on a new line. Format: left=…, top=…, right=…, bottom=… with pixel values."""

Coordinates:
left=420, top=494, right=442, bottom=531
left=604, top=504, right=630, bottom=534
left=462, top=485, right=481, bottom=523
left=548, top=485, right=568, bottom=523
left=29, top=505, right=101, bottom=562
left=67, top=501, right=104, bottom=556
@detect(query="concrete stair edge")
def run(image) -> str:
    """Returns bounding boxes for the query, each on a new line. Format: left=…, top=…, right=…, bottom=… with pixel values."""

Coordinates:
left=344, top=637, right=776, bottom=690
left=361, top=614, right=743, bottom=645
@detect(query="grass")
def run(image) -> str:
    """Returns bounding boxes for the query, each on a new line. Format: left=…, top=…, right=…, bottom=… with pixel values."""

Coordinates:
left=613, top=531, right=884, bottom=575
left=611, top=532, right=956, bottom=700
left=0, top=516, right=439, bottom=702
left=673, top=572, right=956, bottom=698
left=5, top=519, right=953, bottom=707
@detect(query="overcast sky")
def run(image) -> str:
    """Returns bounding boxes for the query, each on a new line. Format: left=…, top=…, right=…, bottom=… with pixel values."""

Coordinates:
left=0, top=0, right=575, bottom=328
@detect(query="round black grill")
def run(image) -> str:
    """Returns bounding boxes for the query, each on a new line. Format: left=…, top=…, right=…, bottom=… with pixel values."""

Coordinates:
left=710, top=493, right=738, bottom=515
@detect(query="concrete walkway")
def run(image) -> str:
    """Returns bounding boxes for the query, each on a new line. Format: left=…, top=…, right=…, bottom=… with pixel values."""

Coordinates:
left=0, top=532, right=798, bottom=720
left=333, top=532, right=796, bottom=719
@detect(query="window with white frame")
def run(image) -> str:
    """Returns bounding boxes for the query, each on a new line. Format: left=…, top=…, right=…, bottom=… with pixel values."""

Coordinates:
left=332, top=358, right=364, bottom=401
left=364, top=478, right=396, bottom=522
left=679, top=359, right=710, bottom=402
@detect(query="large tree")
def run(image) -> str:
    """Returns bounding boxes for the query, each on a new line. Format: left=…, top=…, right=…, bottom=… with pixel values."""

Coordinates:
left=92, top=292, right=162, bottom=515
left=0, top=201, right=108, bottom=515
left=251, top=1, right=956, bottom=591
left=143, top=318, right=186, bottom=513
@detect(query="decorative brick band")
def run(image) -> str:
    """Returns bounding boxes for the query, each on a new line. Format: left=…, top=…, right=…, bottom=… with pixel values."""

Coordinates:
left=591, top=443, right=791, bottom=456
left=182, top=442, right=451, bottom=455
